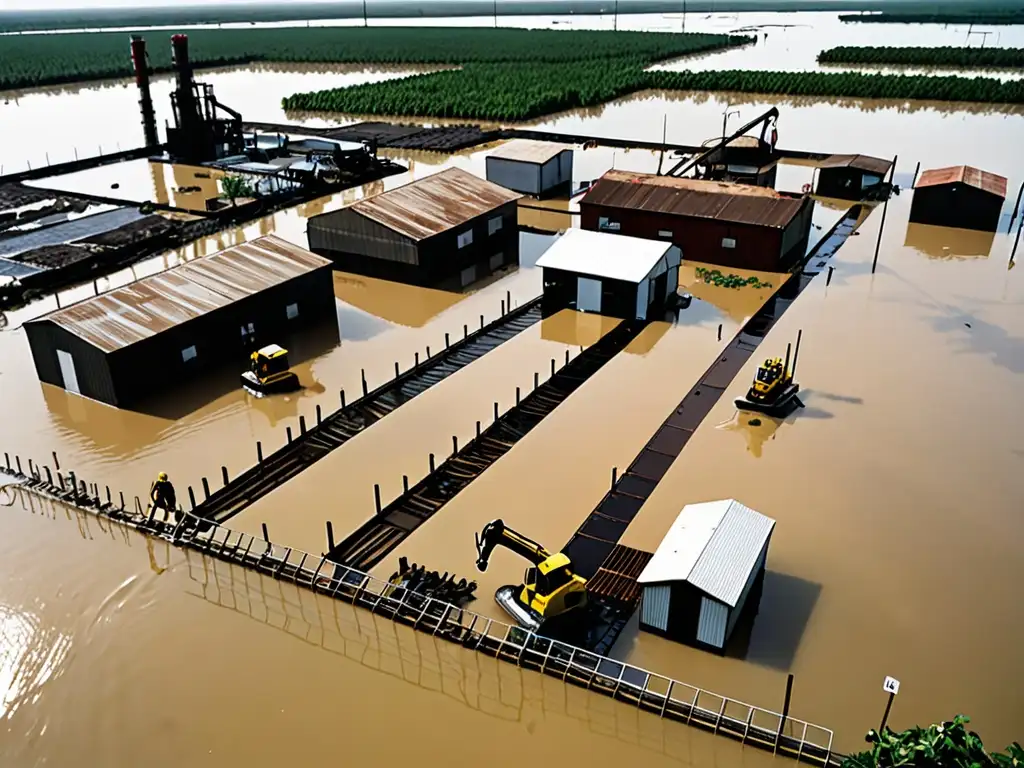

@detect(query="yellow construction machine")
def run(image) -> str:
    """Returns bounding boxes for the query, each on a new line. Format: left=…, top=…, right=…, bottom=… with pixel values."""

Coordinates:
left=474, top=519, right=588, bottom=632
left=241, top=344, right=300, bottom=397
left=735, top=330, right=803, bottom=417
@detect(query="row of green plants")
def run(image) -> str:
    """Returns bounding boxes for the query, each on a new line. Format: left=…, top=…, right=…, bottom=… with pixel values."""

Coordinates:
left=285, top=65, right=1024, bottom=122
left=819, top=46, right=1024, bottom=69
left=0, top=27, right=747, bottom=91
left=694, top=267, right=772, bottom=290
left=839, top=10, right=1024, bottom=25
left=842, top=715, right=1021, bottom=768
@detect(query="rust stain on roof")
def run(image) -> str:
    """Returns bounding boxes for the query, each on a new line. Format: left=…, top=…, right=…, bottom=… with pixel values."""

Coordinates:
left=351, top=167, right=521, bottom=241
left=819, top=154, right=893, bottom=176
left=582, top=170, right=807, bottom=229
left=915, top=165, right=1008, bottom=198
left=488, top=139, right=573, bottom=165
left=35, top=235, right=330, bottom=353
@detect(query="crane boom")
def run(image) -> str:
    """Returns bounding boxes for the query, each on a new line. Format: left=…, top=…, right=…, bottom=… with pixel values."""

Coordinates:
left=664, top=106, right=780, bottom=178
left=475, top=519, right=552, bottom=572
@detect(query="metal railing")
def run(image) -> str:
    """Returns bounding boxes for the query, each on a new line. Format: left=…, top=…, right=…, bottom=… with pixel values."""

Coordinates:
left=1, top=453, right=836, bottom=766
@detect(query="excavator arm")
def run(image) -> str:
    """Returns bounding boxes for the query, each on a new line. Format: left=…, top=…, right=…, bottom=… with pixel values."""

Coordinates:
left=475, top=519, right=552, bottom=572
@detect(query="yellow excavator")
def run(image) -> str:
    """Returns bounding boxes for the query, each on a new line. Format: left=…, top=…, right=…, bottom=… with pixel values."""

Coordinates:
left=474, top=519, right=588, bottom=632
left=241, top=344, right=301, bottom=397
left=735, top=330, right=803, bottom=417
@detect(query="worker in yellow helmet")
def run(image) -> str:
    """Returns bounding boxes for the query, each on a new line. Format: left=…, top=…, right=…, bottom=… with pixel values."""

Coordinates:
left=148, top=471, right=177, bottom=524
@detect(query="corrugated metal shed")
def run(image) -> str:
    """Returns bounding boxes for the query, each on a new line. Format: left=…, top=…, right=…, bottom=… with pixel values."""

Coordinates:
left=819, top=154, right=892, bottom=175
left=535, top=229, right=673, bottom=283
left=488, top=139, right=572, bottom=164
left=582, top=170, right=804, bottom=229
left=351, top=167, right=521, bottom=241
left=38, top=235, right=330, bottom=353
left=637, top=499, right=776, bottom=607
left=915, top=165, right=1008, bottom=198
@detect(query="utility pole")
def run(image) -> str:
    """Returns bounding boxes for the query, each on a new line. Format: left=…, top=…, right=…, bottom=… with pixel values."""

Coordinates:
left=494, top=0, right=498, bottom=28
left=362, top=0, right=368, bottom=27
left=614, top=0, right=619, bottom=31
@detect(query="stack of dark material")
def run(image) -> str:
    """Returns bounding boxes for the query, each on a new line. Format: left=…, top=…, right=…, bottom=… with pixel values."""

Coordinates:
left=386, top=556, right=477, bottom=606
left=322, top=122, right=500, bottom=152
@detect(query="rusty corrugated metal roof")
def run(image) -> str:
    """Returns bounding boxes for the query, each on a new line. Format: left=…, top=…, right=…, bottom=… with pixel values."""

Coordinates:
left=351, top=167, right=521, bottom=241
left=582, top=170, right=806, bottom=229
left=915, top=165, right=1008, bottom=198
left=819, top=154, right=893, bottom=175
left=488, top=139, right=573, bottom=165
left=35, top=235, right=330, bottom=353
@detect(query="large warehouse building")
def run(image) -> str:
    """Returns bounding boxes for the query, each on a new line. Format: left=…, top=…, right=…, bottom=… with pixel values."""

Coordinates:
left=579, top=171, right=814, bottom=272
left=307, top=167, right=521, bottom=289
left=535, top=229, right=680, bottom=321
left=910, top=165, right=1007, bottom=232
left=637, top=499, right=776, bottom=654
left=485, top=140, right=574, bottom=197
left=24, top=235, right=335, bottom=407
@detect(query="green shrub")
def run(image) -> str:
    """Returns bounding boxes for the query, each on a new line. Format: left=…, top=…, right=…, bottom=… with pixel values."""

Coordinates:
left=842, top=715, right=1023, bottom=768
left=819, top=46, right=1024, bottom=70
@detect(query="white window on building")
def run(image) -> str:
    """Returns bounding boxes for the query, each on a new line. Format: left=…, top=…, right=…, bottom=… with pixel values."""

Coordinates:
left=181, top=345, right=198, bottom=362
left=658, top=230, right=673, bottom=239
left=240, top=322, right=256, bottom=339
left=489, top=252, right=505, bottom=271
left=722, top=237, right=737, bottom=249
left=598, top=217, right=621, bottom=232
left=457, top=230, right=474, bottom=249
left=286, top=303, right=299, bottom=320
left=488, top=216, right=503, bottom=236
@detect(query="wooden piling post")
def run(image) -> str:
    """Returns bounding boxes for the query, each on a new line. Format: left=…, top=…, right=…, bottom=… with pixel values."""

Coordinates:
left=402, top=475, right=409, bottom=493
left=327, top=521, right=335, bottom=551
left=480, top=314, right=484, bottom=329
left=361, top=369, right=368, bottom=396
left=3, top=453, right=9, bottom=471
left=775, top=674, right=795, bottom=753
left=429, top=453, right=436, bottom=472
left=221, top=466, right=229, bottom=486
left=202, top=478, right=211, bottom=499
left=16, top=456, right=23, bottom=476
left=52, top=451, right=60, bottom=470
left=476, top=420, right=481, bottom=439
left=45, top=466, right=53, bottom=486
left=340, top=389, right=346, bottom=408
left=58, top=472, right=66, bottom=490
left=189, top=486, right=197, bottom=509
left=494, top=402, right=499, bottom=422
left=68, top=470, right=77, bottom=501
left=551, top=358, right=555, bottom=376
left=257, top=441, right=263, bottom=463
left=452, top=435, right=458, bottom=454
left=534, top=372, right=539, bottom=390
left=612, top=467, right=618, bottom=487
left=374, top=483, right=382, bottom=514
left=286, top=426, right=293, bottom=443
left=516, top=387, right=520, bottom=406
left=395, top=361, right=400, bottom=378
left=299, top=415, right=307, bottom=434
left=445, top=332, right=450, bottom=348
left=415, top=352, right=419, bottom=367
left=316, top=404, right=322, bottom=425
left=464, top=323, right=468, bottom=339
left=120, top=491, right=125, bottom=510
left=426, top=346, right=431, bottom=358
left=506, top=291, right=511, bottom=313
left=565, top=349, right=570, bottom=365
left=262, top=523, right=270, bottom=544
left=106, top=486, right=112, bottom=505
left=718, top=323, right=723, bottom=341
left=28, top=458, right=34, bottom=476
left=501, top=300, right=506, bottom=315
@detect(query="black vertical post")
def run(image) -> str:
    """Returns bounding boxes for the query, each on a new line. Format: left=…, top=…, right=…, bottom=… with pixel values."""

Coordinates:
left=45, top=466, right=53, bottom=486
left=506, top=290, right=511, bottom=312
left=326, top=521, right=335, bottom=551
left=501, top=300, right=506, bottom=315
left=429, top=453, right=436, bottom=472
left=872, top=154, right=897, bottom=274
left=516, top=387, right=520, bottom=406
left=316, top=404, right=322, bottom=425
left=611, top=467, right=618, bottom=487
left=534, top=372, right=539, bottom=389
left=16, top=456, right=23, bottom=476
left=202, top=477, right=211, bottom=499
left=3, top=453, right=9, bottom=471
left=775, top=673, right=795, bottom=752
left=374, top=483, right=381, bottom=513
left=188, top=486, right=197, bottom=509
left=911, top=161, right=921, bottom=187
left=879, top=691, right=896, bottom=733
left=464, top=323, right=468, bottom=338
left=445, top=332, right=450, bottom=348
left=395, top=361, right=400, bottom=378
left=1011, top=214, right=1023, bottom=263
left=299, top=415, right=307, bottom=434
left=494, top=402, right=499, bottom=421
left=68, top=470, right=77, bottom=501
left=479, top=314, right=484, bottom=329
left=1008, top=180, right=1024, bottom=232
left=257, top=441, right=263, bottom=462
left=361, top=368, right=368, bottom=396
left=106, top=486, right=112, bottom=505
left=221, top=466, right=229, bottom=486
left=551, top=358, right=555, bottom=376
left=827, top=265, right=835, bottom=286
left=262, top=523, right=270, bottom=543
left=402, top=475, right=409, bottom=493
left=415, top=352, right=419, bottom=367
left=476, top=420, right=481, bottom=438
left=718, top=323, right=723, bottom=341
left=52, top=451, right=60, bottom=470
left=340, top=389, right=346, bottom=408
left=286, top=426, right=293, bottom=443
left=426, top=346, right=431, bottom=358
left=565, top=349, right=570, bottom=365
left=452, top=435, right=458, bottom=454
left=120, top=491, right=125, bottom=509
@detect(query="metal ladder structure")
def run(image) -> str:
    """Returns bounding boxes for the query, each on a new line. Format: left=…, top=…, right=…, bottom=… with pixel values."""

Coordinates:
left=562, top=205, right=866, bottom=580
left=194, top=297, right=543, bottom=524
left=328, top=318, right=650, bottom=572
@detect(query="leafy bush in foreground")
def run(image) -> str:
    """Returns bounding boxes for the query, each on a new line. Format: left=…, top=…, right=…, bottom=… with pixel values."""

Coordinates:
left=819, top=46, right=1024, bottom=70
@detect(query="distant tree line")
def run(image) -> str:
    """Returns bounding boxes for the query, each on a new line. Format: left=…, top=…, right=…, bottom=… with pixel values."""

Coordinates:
left=819, top=46, right=1024, bottom=69
left=839, top=10, right=1024, bottom=25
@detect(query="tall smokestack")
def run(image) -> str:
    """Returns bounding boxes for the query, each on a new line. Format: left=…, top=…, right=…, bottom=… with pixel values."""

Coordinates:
left=130, top=35, right=158, bottom=147
left=171, top=33, right=193, bottom=93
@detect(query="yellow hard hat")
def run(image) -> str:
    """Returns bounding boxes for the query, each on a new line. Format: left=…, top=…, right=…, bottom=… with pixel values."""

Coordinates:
left=157, top=472, right=168, bottom=482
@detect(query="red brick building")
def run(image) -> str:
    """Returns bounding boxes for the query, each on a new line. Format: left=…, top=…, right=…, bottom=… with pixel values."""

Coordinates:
left=579, top=171, right=814, bottom=272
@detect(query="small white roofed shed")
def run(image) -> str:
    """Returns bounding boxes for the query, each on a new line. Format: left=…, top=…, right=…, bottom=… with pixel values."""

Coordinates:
left=636, top=499, right=776, bottom=653
left=534, top=228, right=680, bottom=321
left=486, top=139, right=573, bottom=197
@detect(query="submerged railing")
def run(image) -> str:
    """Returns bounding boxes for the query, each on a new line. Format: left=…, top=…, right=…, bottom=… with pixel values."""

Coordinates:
left=0, top=454, right=838, bottom=766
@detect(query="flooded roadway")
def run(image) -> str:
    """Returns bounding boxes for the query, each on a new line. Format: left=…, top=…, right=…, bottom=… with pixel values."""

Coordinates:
left=0, top=488, right=782, bottom=768
left=614, top=193, right=1024, bottom=754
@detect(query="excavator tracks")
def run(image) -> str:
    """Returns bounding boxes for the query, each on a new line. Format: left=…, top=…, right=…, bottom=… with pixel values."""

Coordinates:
left=195, top=298, right=543, bottom=524
left=328, top=318, right=649, bottom=572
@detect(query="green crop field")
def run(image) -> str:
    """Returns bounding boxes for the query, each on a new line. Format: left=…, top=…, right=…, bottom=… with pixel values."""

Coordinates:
left=819, top=46, right=1024, bottom=69
left=0, top=27, right=746, bottom=91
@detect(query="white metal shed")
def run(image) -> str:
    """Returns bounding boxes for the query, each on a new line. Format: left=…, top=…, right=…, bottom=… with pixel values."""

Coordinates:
left=486, top=140, right=574, bottom=197
left=534, top=229, right=680, bottom=321
left=636, top=499, right=776, bottom=653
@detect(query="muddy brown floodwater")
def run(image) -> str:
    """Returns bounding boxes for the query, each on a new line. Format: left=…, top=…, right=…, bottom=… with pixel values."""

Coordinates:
left=2, top=10, right=1024, bottom=765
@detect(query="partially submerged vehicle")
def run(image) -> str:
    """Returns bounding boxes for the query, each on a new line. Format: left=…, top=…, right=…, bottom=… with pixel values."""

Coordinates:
left=735, top=331, right=803, bottom=417
left=241, top=344, right=300, bottom=397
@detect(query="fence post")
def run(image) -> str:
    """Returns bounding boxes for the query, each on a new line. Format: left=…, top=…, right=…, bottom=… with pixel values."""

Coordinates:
left=68, top=470, right=77, bottom=501
left=415, top=352, right=419, bottom=367
left=316, top=404, right=322, bottom=425
left=120, top=491, right=125, bottom=509
left=361, top=369, right=368, bottom=396
left=340, top=389, right=346, bottom=408
left=287, top=426, right=293, bottom=443
left=565, top=349, right=570, bottom=365
left=327, top=520, right=335, bottom=551
left=221, top=466, right=229, bottom=486
left=534, top=372, right=539, bottom=390
left=374, top=483, right=382, bottom=514
left=257, top=441, right=263, bottom=462
left=395, top=361, right=400, bottom=378
left=3, top=453, right=9, bottom=471
left=402, top=475, right=409, bottom=493
left=429, top=453, right=435, bottom=472
left=506, top=290, right=511, bottom=312
left=202, top=477, right=211, bottom=499
left=480, top=314, right=484, bottom=329
left=262, top=523, right=270, bottom=544
left=494, top=402, right=499, bottom=422
left=501, top=300, right=506, bottom=315
left=476, top=420, right=481, bottom=439
left=612, top=467, right=618, bottom=487
left=52, top=451, right=60, bottom=470
left=516, top=387, right=520, bottom=406
left=426, top=346, right=431, bottom=358
left=452, top=435, right=458, bottom=454
left=445, top=332, right=450, bottom=348
left=188, top=486, right=197, bottom=509
left=16, top=456, right=23, bottom=476
left=464, top=323, right=468, bottom=339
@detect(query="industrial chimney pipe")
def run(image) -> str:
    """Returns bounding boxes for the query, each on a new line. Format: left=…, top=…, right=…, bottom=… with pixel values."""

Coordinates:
left=129, top=35, right=158, bottom=147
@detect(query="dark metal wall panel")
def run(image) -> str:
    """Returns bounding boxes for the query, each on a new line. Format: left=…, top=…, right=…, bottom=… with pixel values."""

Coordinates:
left=25, top=321, right=117, bottom=405
left=308, top=208, right=418, bottom=265
left=419, top=202, right=520, bottom=284
left=580, top=203, right=785, bottom=272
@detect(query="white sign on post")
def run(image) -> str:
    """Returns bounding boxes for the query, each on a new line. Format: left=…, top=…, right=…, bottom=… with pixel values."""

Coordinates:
left=883, top=676, right=901, bottom=695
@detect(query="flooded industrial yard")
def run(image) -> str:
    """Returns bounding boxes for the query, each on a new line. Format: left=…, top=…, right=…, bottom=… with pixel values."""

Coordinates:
left=2, top=8, right=1023, bottom=766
